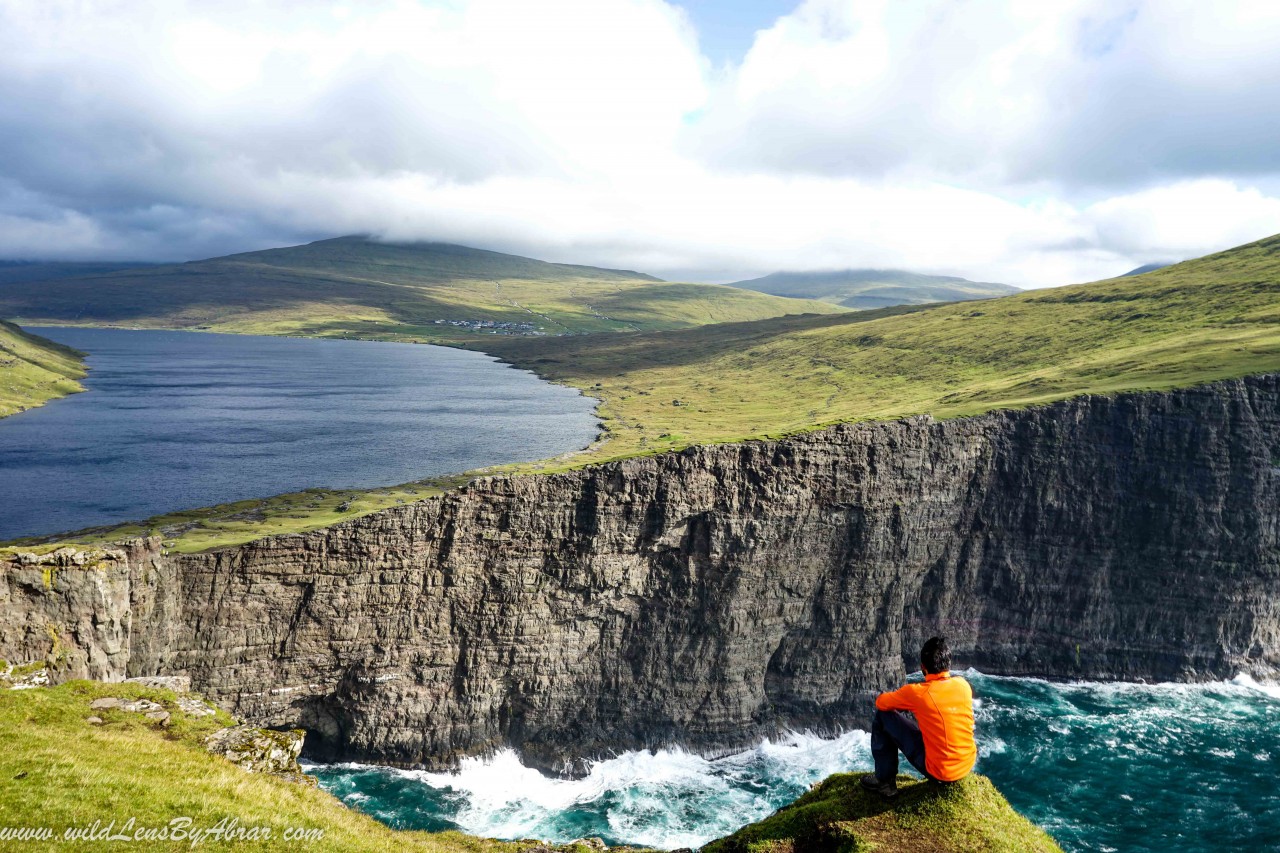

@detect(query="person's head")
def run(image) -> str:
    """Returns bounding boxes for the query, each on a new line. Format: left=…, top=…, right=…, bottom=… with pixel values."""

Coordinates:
left=920, top=636, right=951, bottom=675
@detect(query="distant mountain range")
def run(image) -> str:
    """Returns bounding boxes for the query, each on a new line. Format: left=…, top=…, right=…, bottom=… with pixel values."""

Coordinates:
left=0, top=239, right=1035, bottom=342
left=0, top=260, right=157, bottom=286
left=0, top=237, right=841, bottom=342
left=1121, top=263, right=1172, bottom=277
left=728, top=268, right=1019, bottom=309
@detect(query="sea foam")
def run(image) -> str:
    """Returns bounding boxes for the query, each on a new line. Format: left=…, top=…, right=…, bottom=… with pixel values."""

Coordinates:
left=309, top=671, right=1280, bottom=852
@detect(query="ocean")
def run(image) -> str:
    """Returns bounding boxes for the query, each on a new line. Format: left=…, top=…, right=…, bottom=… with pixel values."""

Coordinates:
left=308, top=671, right=1280, bottom=852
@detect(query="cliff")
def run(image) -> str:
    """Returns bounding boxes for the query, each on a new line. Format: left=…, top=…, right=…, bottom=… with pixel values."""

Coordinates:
left=3, top=375, right=1277, bottom=772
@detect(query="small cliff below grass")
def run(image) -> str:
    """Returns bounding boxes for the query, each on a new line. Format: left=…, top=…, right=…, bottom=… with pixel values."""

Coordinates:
left=2, top=375, right=1278, bottom=772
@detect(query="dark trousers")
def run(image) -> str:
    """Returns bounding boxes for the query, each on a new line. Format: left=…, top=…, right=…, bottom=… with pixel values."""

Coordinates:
left=871, top=709, right=934, bottom=782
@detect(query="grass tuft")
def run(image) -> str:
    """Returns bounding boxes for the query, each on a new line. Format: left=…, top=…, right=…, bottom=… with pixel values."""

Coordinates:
left=702, top=773, right=1062, bottom=853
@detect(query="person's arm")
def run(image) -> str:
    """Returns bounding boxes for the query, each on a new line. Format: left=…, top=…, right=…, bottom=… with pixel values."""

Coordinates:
left=875, top=683, right=919, bottom=712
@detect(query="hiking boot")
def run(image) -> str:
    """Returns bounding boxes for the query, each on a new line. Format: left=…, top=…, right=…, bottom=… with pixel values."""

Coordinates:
left=859, top=773, right=898, bottom=798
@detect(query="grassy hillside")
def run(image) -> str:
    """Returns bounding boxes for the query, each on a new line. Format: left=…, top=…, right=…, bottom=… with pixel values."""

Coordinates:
left=0, top=320, right=87, bottom=418
left=730, top=268, right=1019, bottom=309
left=16, top=233, right=1280, bottom=552
left=0, top=680, right=631, bottom=852
left=482, top=232, right=1280, bottom=462
left=0, top=237, right=841, bottom=342
left=703, top=773, right=1061, bottom=853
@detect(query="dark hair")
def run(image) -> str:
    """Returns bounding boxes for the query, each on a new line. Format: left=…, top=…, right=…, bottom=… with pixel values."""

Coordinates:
left=921, top=636, right=951, bottom=675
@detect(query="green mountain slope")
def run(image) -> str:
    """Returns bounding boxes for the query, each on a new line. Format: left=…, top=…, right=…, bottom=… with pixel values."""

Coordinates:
left=483, top=232, right=1280, bottom=462
left=0, top=237, right=842, bottom=341
left=0, top=260, right=155, bottom=285
left=0, top=320, right=86, bottom=418
left=730, top=268, right=1019, bottom=309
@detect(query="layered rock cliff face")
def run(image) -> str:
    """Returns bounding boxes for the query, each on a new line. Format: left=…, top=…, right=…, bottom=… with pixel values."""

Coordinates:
left=3, top=376, right=1278, bottom=771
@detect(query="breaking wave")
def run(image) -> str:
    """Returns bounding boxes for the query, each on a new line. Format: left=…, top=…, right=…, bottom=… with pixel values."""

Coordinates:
left=308, top=671, right=1280, bottom=852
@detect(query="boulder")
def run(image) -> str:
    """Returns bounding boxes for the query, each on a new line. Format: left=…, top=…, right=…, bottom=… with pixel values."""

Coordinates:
left=204, top=726, right=311, bottom=782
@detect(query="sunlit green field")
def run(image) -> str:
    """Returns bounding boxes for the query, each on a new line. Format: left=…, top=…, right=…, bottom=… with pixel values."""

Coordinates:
left=0, top=320, right=86, bottom=418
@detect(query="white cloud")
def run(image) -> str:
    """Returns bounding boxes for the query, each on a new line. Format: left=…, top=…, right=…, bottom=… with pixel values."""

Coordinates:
left=690, top=0, right=1280, bottom=189
left=1, top=0, right=1279, bottom=286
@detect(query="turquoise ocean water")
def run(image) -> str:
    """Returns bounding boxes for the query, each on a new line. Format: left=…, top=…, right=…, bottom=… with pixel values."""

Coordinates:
left=308, top=672, right=1280, bottom=851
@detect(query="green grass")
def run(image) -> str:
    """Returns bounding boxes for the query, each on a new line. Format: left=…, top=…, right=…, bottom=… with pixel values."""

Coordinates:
left=702, top=773, right=1062, bottom=853
left=481, top=232, right=1280, bottom=463
left=0, top=319, right=87, bottom=418
left=0, top=681, right=643, bottom=852
left=730, top=268, right=1019, bottom=310
left=0, top=237, right=842, bottom=342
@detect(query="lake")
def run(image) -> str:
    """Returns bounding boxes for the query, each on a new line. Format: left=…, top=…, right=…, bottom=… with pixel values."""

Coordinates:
left=0, top=327, right=599, bottom=540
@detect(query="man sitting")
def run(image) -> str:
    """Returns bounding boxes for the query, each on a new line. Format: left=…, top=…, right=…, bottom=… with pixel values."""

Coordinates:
left=861, top=636, right=977, bottom=798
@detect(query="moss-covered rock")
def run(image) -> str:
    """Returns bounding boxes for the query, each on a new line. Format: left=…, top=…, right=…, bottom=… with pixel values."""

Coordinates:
left=701, top=773, right=1062, bottom=853
left=205, top=724, right=313, bottom=784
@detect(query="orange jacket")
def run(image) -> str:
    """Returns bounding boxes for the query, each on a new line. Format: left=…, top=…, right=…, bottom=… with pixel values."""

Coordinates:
left=875, top=671, right=976, bottom=782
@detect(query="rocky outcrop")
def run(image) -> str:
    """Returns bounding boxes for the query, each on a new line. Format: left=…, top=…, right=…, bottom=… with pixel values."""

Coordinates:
left=2, top=376, right=1278, bottom=772
left=0, top=540, right=174, bottom=681
left=205, top=725, right=310, bottom=782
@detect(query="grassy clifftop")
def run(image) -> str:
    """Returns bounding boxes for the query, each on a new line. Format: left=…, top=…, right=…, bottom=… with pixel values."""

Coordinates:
left=704, top=773, right=1062, bottom=853
left=0, top=320, right=86, bottom=418
left=0, top=680, right=640, bottom=853
left=483, top=232, right=1280, bottom=463
left=0, top=680, right=1052, bottom=852
left=0, top=237, right=841, bottom=342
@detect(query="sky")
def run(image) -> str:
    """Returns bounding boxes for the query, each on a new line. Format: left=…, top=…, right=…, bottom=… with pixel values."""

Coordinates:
left=3, top=0, right=1280, bottom=287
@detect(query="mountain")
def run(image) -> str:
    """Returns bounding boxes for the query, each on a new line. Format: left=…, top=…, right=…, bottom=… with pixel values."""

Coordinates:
left=0, top=260, right=156, bottom=285
left=1122, top=262, right=1172, bottom=276
left=0, top=236, right=842, bottom=341
left=0, top=320, right=85, bottom=418
left=728, top=268, right=1020, bottom=309
left=484, top=232, right=1280, bottom=462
